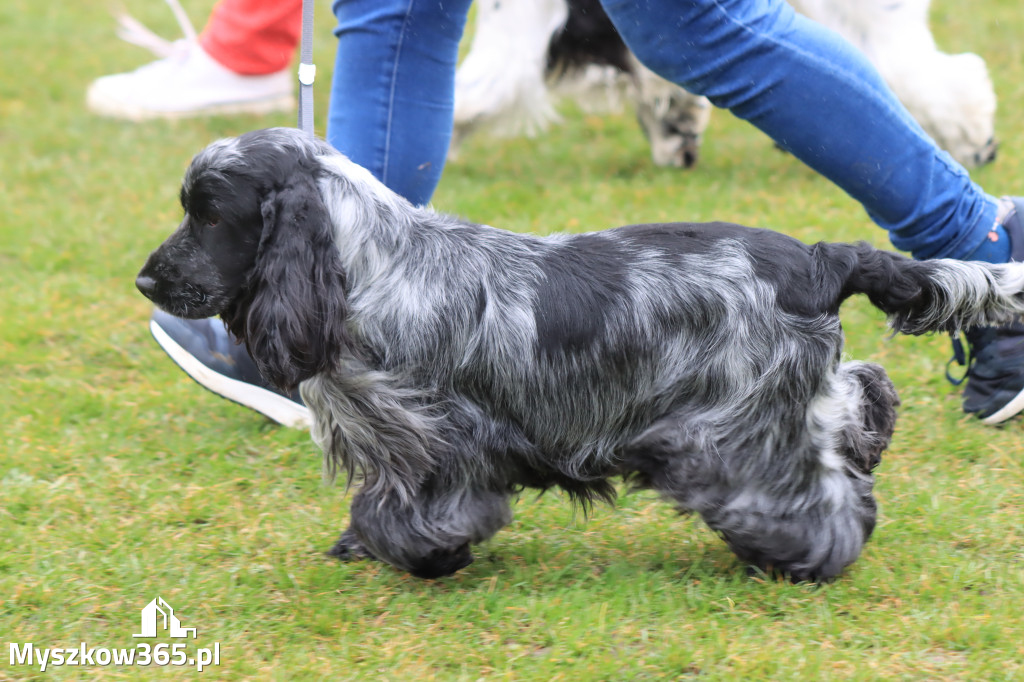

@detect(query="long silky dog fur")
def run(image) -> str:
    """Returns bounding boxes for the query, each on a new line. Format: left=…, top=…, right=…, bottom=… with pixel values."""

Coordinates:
left=137, top=128, right=1024, bottom=580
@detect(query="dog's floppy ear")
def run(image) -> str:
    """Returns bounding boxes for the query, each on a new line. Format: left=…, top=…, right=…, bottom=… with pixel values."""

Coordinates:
left=224, top=171, right=350, bottom=392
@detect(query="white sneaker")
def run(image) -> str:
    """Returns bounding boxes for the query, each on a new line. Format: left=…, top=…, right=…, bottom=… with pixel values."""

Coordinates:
left=87, top=1, right=294, bottom=121
left=87, top=41, right=295, bottom=121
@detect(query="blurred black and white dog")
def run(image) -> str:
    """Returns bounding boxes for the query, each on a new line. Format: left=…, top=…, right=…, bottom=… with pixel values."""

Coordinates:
left=453, top=0, right=997, bottom=168
left=137, top=129, right=1024, bottom=581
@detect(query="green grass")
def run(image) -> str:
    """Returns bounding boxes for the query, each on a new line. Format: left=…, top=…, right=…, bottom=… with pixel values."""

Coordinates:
left=3, top=0, right=1024, bottom=679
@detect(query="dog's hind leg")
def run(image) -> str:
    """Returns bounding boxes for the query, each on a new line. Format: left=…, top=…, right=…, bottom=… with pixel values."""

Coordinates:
left=624, top=361, right=898, bottom=581
left=831, top=361, right=899, bottom=474
left=331, top=483, right=513, bottom=579
left=711, top=361, right=897, bottom=581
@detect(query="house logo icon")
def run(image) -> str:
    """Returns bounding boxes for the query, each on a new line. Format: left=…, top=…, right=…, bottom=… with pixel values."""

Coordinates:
left=132, top=597, right=197, bottom=639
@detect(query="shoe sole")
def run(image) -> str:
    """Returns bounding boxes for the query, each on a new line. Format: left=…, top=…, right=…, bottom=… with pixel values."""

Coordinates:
left=87, top=91, right=295, bottom=121
left=150, top=318, right=311, bottom=429
left=980, top=385, right=1024, bottom=425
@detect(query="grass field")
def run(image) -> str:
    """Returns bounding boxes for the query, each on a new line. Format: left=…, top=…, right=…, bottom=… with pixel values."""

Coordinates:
left=3, top=0, right=1024, bottom=679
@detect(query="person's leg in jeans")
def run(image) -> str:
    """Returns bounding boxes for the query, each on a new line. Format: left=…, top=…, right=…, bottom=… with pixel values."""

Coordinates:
left=87, top=0, right=301, bottom=120
left=601, top=0, right=999, bottom=261
left=326, top=0, right=474, bottom=206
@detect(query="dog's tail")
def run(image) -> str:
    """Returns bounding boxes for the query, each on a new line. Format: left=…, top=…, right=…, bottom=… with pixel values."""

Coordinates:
left=818, top=241, right=1024, bottom=334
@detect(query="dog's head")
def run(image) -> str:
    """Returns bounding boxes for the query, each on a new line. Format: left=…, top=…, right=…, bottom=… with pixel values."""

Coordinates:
left=136, top=128, right=350, bottom=390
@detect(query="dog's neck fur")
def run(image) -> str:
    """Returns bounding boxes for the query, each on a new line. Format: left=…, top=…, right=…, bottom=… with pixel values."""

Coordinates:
left=316, top=154, right=441, bottom=287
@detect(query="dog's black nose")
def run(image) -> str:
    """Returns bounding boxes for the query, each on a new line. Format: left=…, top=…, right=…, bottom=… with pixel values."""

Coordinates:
left=136, top=275, right=157, bottom=299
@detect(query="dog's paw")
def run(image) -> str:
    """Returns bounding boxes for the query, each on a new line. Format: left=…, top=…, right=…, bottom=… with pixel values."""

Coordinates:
left=326, top=528, right=376, bottom=562
left=407, top=543, right=474, bottom=579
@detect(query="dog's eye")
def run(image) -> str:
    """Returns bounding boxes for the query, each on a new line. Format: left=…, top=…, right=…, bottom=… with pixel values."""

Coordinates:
left=206, top=216, right=221, bottom=228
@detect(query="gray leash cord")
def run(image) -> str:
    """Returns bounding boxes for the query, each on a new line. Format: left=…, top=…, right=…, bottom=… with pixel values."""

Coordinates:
left=297, top=0, right=316, bottom=136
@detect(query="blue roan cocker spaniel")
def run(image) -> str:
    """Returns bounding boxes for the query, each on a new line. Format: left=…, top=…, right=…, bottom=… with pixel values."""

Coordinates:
left=137, top=128, right=1024, bottom=581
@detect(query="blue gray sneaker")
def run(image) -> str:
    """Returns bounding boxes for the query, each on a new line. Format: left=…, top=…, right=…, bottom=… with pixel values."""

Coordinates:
left=948, top=196, right=1024, bottom=424
left=149, top=309, right=311, bottom=428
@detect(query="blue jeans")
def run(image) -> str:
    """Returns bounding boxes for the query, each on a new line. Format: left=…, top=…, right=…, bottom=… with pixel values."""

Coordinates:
left=327, top=0, right=472, bottom=207
left=327, top=0, right=998, bottom=261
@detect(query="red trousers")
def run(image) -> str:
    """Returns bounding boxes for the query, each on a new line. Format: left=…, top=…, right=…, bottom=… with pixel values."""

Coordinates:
left=199, top=0, right=302, bottom=75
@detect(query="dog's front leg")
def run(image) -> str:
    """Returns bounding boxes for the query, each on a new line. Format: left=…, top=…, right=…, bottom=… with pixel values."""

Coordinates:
left=333, top=483, right=513, bottom=579
left=326, top=526, right=376, bottom=562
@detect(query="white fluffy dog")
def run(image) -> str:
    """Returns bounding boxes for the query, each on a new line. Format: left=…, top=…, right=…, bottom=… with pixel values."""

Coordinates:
left=453, top=0, right=997, bottom=168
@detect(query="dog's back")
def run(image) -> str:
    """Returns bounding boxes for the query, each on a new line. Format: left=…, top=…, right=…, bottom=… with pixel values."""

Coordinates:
left=596, top=220, right=1024, bottom=334
left=341, top=218, right=1024, bottom=473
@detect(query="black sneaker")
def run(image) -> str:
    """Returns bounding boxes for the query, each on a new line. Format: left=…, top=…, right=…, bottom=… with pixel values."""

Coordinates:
left=148, top=309, right=311, bottom=428
left=948, top=196, right=1024, bottom=424
left=949, top=324, right=1024, bottom=424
